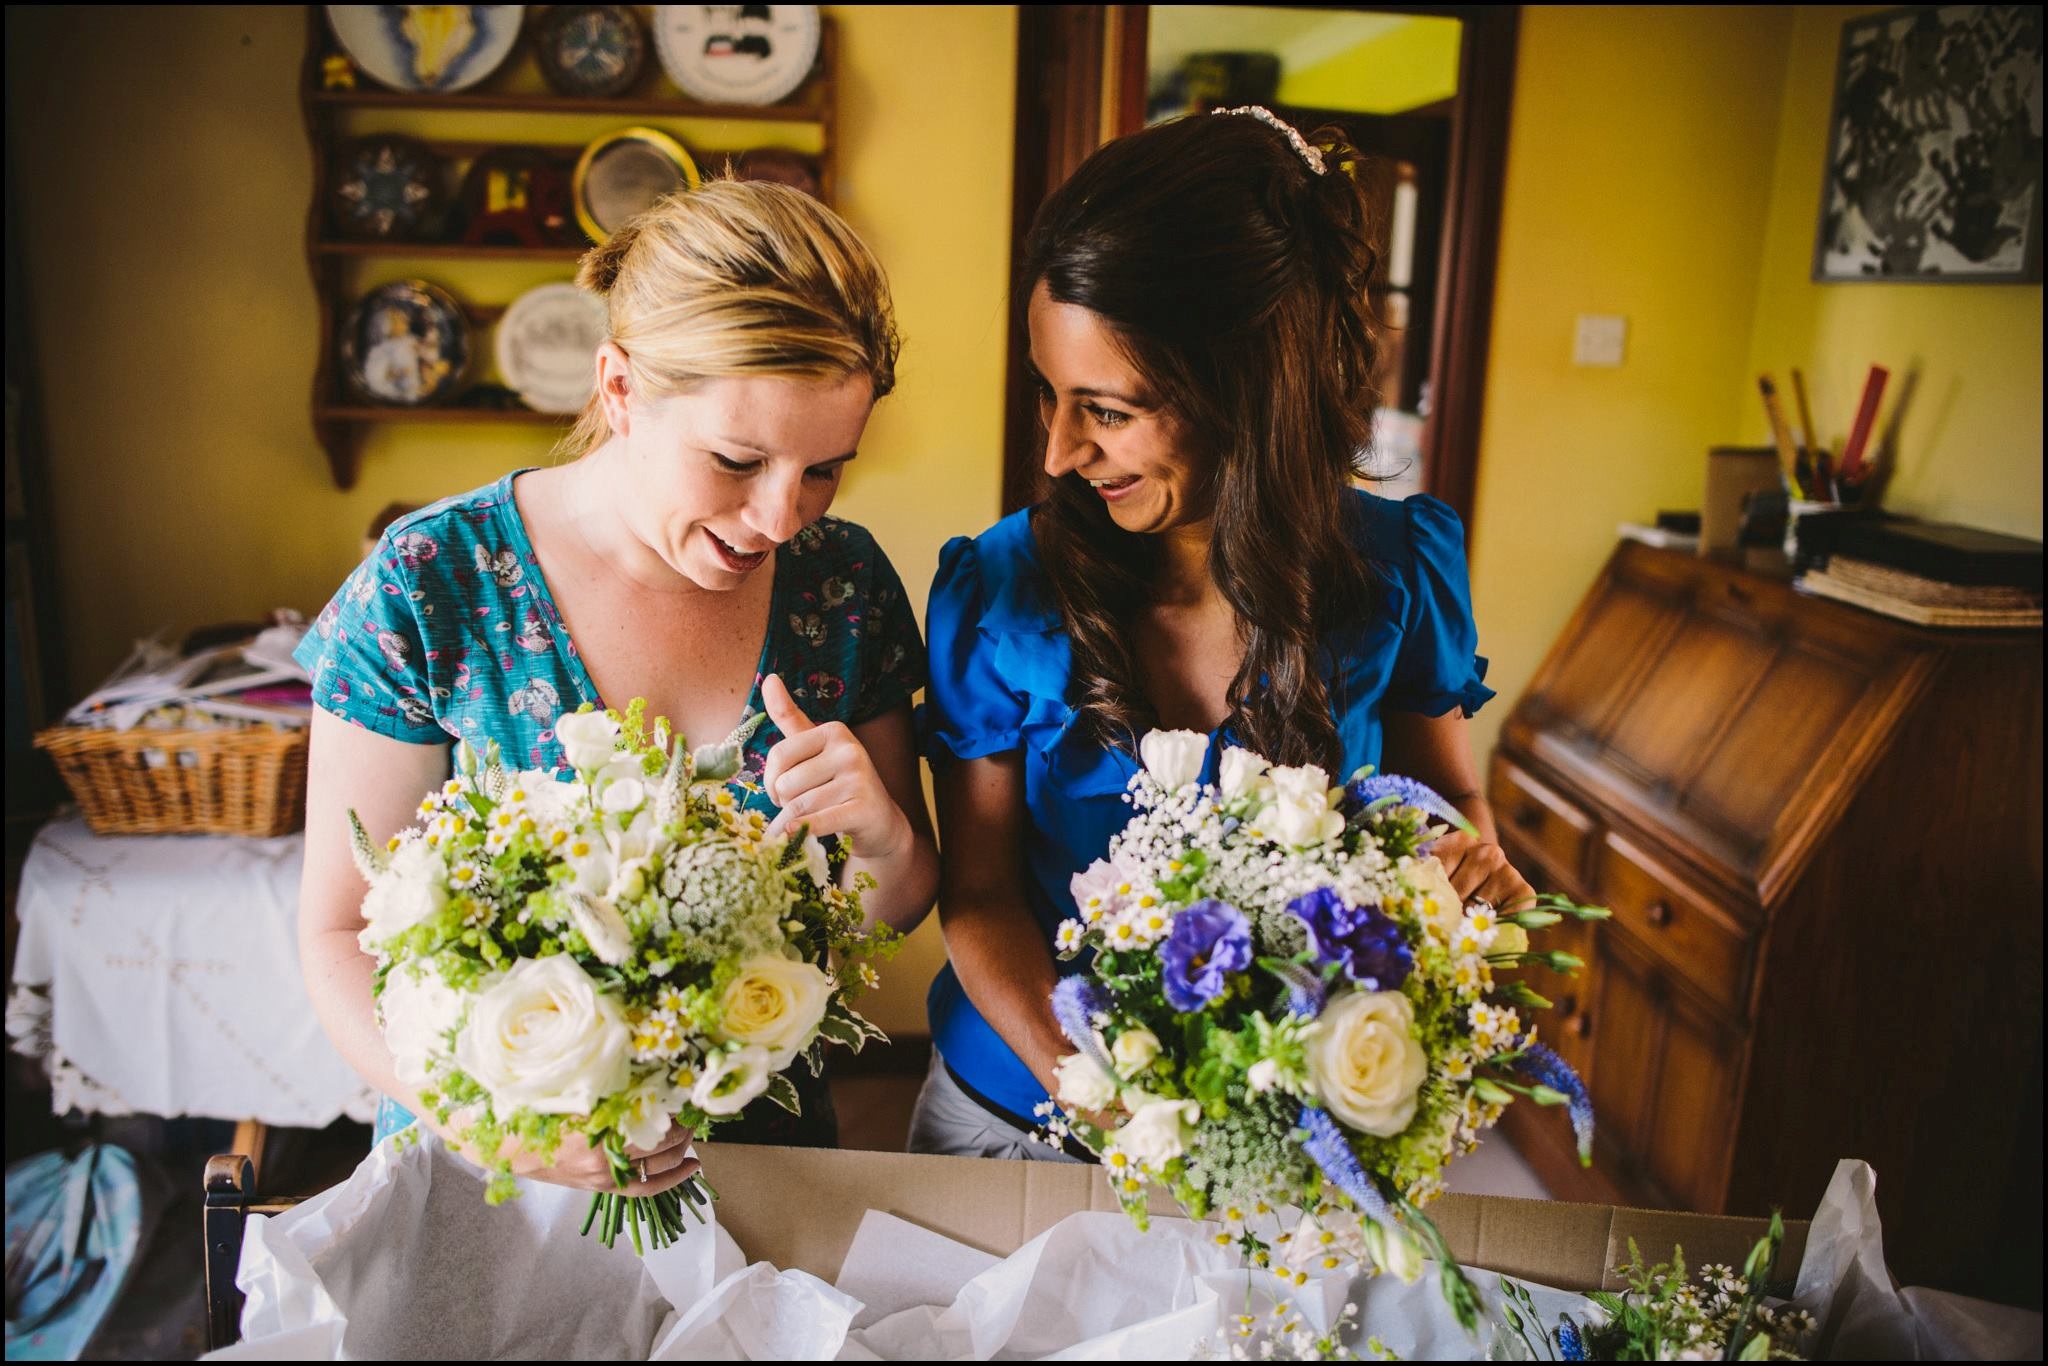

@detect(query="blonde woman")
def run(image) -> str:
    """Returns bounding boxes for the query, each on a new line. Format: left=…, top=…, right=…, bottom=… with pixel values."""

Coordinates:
left=296, top=182, right=938, bottom=1193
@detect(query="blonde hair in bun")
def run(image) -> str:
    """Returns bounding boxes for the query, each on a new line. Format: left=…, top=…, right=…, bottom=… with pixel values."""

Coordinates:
left=560, top=178, right=900, bottom=460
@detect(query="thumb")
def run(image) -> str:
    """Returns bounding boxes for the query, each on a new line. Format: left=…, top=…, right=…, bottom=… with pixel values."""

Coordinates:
left=761, top=672, right=815, bottom=736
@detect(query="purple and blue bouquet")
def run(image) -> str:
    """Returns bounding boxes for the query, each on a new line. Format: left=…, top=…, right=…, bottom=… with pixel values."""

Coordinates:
left=1041, top=730, right=1607, bottom=1330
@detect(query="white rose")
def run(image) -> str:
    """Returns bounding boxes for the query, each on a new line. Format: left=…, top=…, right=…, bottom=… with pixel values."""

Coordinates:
left=557, top=711, right=623, bottom=773
left=1053, top=1051, right=1119, bottom=1112
left=1138, top=729, right=1207, bottom=793
left=378, top=964, right=467, bottom=1090
left=1217, top=747, right=1273, bottom=805
left=567, top=893, right=634, bottom=966
left=1115, top=1095, right=1199, bottom=1167
left=714, top=955, right=833, bottom=1070
left=601, top=776, right=647, bottom=815
left=357, top=840, right=448, bottom=950
left=691, top=1044, right=773, bottom=1115
left=799, top=833, right=831, bottom=888
left=1399, top=856, right=1465, bottom=942
left=1307, top=990, right=1428, bottom=1137
left=1266, top=764, right=1345, bottom=848
left=454, top=955, right=632, bottom=1116
left=619, top=1072, right=680, bottom=1151
left=1110, top=1027, right=1160, bottom=1079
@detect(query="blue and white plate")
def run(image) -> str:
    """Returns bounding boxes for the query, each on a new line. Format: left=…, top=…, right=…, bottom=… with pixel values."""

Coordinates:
left=326, top=5, right=525, bottom=93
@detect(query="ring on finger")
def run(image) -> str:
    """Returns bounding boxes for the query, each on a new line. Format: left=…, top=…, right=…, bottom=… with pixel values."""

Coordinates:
left=635, top=1157, right=650, bottom=1184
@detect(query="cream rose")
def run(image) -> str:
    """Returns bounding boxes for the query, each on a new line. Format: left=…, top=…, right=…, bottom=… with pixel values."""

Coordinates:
left=1115, top=1095, right=1199, bottom=1167
left=1139, top=729, right=1207, bottom=793
left=378, top=964, right=467, bottom=1090
left=1399, top=856, right=1465, bottom=942
left=691, top=1044, right=773, bottom=1115
left=1110, top=1026, right=1161, bottom=1079
left=1053, top=1052, right=1119, bottom=1111
left=1266, top=764, right=1345, bottom=847
left=357, top=839, right=448, bottom=950
left=453, top=955, right=632, bottom=1116
left=715, top=954, right=833, bottom=1070
left=1307, top=989, right=1428, bottom=1137
left=557, top=710, right=623, bottom=773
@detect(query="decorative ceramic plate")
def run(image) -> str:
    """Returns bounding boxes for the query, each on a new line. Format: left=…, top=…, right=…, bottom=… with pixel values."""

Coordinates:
left=733, top=146, right=821, bottom=199
left=329, top=135, right=446, bottom=240
left=573, top=126, right=701, bottom=243
left=339, top=280, right=472, bottom=406
left=325, top=5, right=524, bottom=93
left=652, top=4, right=820, bottom=106
left=495, top=282, right=609, bottom=414
left=456, top=147, right=578, bottom=246
left=534, top=4, right=647, bottom=97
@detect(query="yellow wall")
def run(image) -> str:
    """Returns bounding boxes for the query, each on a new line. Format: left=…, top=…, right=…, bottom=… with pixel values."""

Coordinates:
left=5, top=4, right=1016, bottom=1036
left=1466, top=6, right=1795, bottom=762
left=1740, top=5, right=2043, bottom=540
left=1279, top=16, right=1462, bottom=115
left=1467, top=4, right=2043, bottom=765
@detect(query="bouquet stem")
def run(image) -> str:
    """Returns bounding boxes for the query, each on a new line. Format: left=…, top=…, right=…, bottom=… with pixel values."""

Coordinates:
left=582, top=1173, right=717, bottom=1253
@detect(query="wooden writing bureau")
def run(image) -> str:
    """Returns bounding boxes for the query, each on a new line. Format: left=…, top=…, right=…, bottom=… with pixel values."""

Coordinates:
left=1492, top=540, right=2041, bottom=1301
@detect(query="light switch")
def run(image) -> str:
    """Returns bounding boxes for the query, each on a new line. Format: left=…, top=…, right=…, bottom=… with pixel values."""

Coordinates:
left=1573, top=314, right=1627, bottom=367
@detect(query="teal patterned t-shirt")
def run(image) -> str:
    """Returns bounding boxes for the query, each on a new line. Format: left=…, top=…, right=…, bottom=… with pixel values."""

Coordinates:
left=294, top=469, right=927, bottom=806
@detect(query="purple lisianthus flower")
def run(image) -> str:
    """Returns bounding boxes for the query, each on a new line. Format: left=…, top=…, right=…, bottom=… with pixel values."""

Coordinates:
left=1288, top=888, right=1413, bottom=991
left=1157, top=900, right=1252, bottom=1012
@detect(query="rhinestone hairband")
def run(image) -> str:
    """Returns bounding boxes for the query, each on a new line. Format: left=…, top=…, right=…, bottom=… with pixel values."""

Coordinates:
left=1214, top=105, right=1327, bottom=176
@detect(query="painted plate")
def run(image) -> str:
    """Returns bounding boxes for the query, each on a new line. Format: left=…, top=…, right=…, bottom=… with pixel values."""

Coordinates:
left=573, top=126, right=701, bottom=243
left=652, top=5, right=820, bottom=106
left=329, top=135, right=446, bottom=240
left=535, top=4, right=647, bottom=98
left=338, top=280, right=471, bottom=406
left=325, top=5, right=524, bottom=93
left=495, top=282, right=609, bottom=414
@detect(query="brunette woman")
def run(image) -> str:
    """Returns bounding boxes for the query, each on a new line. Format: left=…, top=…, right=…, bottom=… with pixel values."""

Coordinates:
left=910, top=109, right=1530, bottom=1158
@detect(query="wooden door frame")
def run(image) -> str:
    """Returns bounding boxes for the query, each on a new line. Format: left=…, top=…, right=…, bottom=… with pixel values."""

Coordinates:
left=1000, top=4, right=1519, bottom=540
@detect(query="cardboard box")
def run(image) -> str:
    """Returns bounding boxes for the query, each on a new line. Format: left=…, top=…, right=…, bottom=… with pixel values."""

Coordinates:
left=695, top=1143, right=1808, bottom=1294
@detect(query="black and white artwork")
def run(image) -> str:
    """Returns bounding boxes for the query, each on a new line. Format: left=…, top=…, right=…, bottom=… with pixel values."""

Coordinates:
left=1814, top=5, right=2043, bottom=282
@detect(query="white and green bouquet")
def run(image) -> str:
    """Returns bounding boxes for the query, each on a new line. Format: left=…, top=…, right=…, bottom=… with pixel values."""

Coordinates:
left=350, top=700, right=891, bottom=1252
left=1042, top=730, right=1607, bottom=1330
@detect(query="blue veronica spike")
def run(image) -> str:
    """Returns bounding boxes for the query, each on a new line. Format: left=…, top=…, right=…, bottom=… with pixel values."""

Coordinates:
left=1511, top=1040, right=1594, bottom=1163
left=1296, top=1105, right=1393, bottom=1224
left=1555, top=1317, right=1587, bottom=1360
left=1345, top=774, right=1477, bottom=835
left=1265, top=960, right=1326, bottom=1018
left=1050, top=976, right=1115, bottom=1072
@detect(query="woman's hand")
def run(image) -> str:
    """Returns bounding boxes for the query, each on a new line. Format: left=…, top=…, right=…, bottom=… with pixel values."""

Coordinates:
left=1428, top=830, right=1534, bottom=911
left=759, top=672, right=911, bottom=860
left=453, top=1117, right=700, bottom=1197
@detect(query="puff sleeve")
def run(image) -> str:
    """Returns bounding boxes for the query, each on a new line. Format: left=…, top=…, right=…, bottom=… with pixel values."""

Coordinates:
left=293, top=542, right=447, bottom=744
left=1382, top=495, right=1496, bottom=718
left=920, top=536, right=1030, bottom=759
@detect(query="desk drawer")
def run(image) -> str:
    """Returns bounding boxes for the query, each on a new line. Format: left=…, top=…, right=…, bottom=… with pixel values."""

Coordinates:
left=1597, top=833, right=1753, bottom=1014
left=1491, top=758, right=1594, bottom=891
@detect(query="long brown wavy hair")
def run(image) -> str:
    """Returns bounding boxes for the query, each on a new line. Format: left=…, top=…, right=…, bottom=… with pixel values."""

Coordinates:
left=1022, top=113, right=1383, bottom=771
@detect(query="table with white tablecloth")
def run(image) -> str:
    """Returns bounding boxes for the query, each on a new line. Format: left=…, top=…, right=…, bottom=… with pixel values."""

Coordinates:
left=6, top=813, right=376, bottom=1129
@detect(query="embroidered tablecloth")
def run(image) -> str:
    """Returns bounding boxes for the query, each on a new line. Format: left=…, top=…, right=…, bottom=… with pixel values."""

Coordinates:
left=7, top=812, right=376, bottom=1127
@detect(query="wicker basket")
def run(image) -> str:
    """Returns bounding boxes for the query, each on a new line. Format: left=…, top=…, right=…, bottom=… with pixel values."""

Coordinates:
left=34, top=723, right=309, bottom=837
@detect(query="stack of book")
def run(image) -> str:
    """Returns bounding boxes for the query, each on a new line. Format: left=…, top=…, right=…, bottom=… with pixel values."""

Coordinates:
left=1795, top=516, right=2042, bottom=628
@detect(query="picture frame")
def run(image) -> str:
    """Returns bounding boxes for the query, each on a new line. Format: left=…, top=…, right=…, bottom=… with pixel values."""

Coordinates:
left=1812, top=4, right=2043, bottom=283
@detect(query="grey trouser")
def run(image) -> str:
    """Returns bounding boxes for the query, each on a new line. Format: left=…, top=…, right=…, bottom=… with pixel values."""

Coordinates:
left=905, top=1052, right=1084, bottom=1163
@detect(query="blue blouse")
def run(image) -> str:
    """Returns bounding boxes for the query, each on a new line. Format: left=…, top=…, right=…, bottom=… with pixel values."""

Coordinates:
left=920, top=490, right=1493, bottom=1120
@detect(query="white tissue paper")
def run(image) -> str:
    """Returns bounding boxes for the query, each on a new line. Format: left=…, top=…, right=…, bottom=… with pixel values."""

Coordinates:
left=208, top=1144, right=2038, bottom=1362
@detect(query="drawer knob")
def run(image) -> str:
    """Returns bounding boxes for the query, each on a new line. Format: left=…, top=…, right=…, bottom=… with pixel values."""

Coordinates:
left=1570, top=1013, right=1591, bottom=1038
left=1512, top=803, right=1544, bottom=831
left=1646, top=900, right=1673, bottom=927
